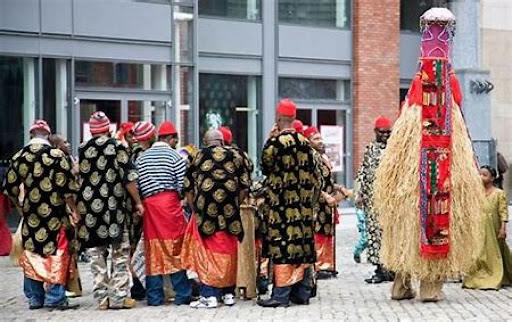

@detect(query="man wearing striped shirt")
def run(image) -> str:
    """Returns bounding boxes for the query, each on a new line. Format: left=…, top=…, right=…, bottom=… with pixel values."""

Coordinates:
left=133, top=121, right=192, bottom=307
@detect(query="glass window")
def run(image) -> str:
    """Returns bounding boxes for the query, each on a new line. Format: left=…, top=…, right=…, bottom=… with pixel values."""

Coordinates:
left=75, top=61, right=171, bottom=90
left=317, top=109, right=347, bottom=184
left=401, top=0, right=442, bottom=32
left=174, top=5, right=194, bottom=64
left=279, top=0, right=350, bottom=28
left=43, top=59, right=56, bottom=131
left=199, top=74, right=261, bottom=168
left=128, top=100, right=169, bottom=133
left=0, top=57, right=24, bottom=166
left=79, top=99, right=121, bottom=142
left=279, top=78, right=345, bottom=101
left=296, top=109, right=312, bottom=126
left=199, top=0, right=261, bottom=20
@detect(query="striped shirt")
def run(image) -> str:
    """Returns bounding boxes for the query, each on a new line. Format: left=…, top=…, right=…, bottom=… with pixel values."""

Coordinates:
left=136, top=142, right=187, bottom=198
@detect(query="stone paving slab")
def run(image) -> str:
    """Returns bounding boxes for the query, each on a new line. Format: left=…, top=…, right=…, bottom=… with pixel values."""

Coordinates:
left=2, top=214, right=512, bottom=321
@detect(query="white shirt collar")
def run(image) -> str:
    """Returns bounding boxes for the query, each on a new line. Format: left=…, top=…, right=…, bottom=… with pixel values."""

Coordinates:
left=28, top=138, right=51, bottom=146
left=152, top=141, right=170, bottom=148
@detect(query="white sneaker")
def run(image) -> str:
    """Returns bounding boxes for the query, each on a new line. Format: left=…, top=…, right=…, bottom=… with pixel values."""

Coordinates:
left=223, top=293, right=236, bottom=306
left=190, top=296, right=218, bottom=309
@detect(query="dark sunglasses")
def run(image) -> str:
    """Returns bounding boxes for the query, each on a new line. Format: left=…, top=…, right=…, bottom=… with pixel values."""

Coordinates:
left=377, top=130, right=392, bottom=135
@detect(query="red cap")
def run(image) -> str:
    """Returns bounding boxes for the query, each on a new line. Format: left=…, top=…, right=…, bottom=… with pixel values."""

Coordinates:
left=120, top=122, right=134, bottom=135
left=304, top=126, right=320, bottom=138
left=29, top=119, right=51, bottom=134
left=374, top=116, right=392, bottom=129
left=158, top=121, right=177, bottom=136
left=132, top=121, right=156, bottom=142
left=276, top=99, right=297, bottom=118
left=89, top=111, right=111, bottom=134
left=292, top=120, right=304, bottom=134
left=218, top=126, right=233, bottom=144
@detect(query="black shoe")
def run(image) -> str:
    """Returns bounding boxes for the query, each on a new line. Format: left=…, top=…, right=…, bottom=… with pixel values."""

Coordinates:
left=384, top=271, right=395, bottom=282
left=257, top=299, right=289, bottom=308
left=354, top=254, right=361, bottom=263
left=315, top=271, right=333, bottom=280
left=29, top=303, right=43, bottom=310
left=364, top=273, right=385, bottom=284
left=289, top=294, right=309, bottom=305
left=47, top=301, right=80, bottom=311
left=174, top=297, right=193, bottom=306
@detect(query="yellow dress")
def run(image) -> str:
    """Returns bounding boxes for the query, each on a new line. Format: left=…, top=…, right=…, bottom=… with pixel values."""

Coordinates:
left=463, top=189, right=512, bottom=290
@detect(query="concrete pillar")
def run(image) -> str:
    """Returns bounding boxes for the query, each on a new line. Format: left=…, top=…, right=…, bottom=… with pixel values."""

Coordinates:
left=23, top=58, right=36, bottom=144
left=143, top=64, right=152, bottom=121
left=262, top=0, right=278, bottom=150
left=450, top=0, right=494, bottom=166
left=55, top=59, right=67, bottom=137
left=247, top=76, right=258, bottom=168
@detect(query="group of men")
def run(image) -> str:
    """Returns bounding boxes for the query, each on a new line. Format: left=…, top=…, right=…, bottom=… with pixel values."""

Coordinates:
left=2, top=97, right=348, bottom=310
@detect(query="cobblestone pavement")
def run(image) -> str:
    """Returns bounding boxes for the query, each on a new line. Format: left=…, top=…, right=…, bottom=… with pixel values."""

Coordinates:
left=2, top=212, right=512, bottom=321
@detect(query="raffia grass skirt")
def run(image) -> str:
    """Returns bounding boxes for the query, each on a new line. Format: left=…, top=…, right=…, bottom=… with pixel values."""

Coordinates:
left=374, top=101, right=484, bottom=281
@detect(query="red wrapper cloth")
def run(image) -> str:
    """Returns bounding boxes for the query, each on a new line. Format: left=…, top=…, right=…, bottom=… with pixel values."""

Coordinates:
left=314, top=233, right=334, bottom=271
left=0, top=194, right=12, bottom=256
left=182, top=218, right=238, bottom=288
left=143, top=191, right=187, bottom=276
left=19, top=226, right=70, bottom=285
left=273, top=264, right=307, bottom=288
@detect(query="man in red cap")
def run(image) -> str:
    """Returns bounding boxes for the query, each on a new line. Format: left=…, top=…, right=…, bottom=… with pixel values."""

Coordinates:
left=257, top=99, right=320, bottom=307
left=355, top=115, right=393, bottom=284
left=218, top=125, right=254, bottom=186
left=182, top=129, right=250, bottom=308
left=292, top=119, right=305, bottom=134
left=128, top=121, right=158, bottom=301
left=158, top=121, right=179, bottom=149
left=304, top=126, right=347, bottom=280
left=77, top=111, right=144, bottom=309
left=2, top=119, right=80, bottom=310
left=134, top=121, right=193, bottom=307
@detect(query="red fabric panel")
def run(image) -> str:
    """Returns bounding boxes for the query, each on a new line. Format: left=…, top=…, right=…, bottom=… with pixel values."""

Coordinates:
left=143, top=191, right=187, bottom=240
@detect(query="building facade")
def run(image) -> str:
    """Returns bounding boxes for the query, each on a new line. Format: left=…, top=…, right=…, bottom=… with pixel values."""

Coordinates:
left=481, top=0, right=512, bottom=194
left=1, top=0, right=441, bottom=187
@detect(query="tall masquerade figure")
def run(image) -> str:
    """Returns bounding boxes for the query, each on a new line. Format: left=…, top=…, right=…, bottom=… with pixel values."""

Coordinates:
left=374, top=8, right=484, bottom=302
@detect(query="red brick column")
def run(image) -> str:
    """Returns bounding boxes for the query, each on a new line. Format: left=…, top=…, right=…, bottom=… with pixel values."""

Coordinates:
left=352, top=0, right=400, bottom=169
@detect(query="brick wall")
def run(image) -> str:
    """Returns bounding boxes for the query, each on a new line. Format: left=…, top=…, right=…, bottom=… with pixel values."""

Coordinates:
left=352, top=0, right=400, bottom=170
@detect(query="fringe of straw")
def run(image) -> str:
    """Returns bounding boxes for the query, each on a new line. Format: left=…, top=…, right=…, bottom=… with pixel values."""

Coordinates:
left=374, top=101, right=484, bottom=281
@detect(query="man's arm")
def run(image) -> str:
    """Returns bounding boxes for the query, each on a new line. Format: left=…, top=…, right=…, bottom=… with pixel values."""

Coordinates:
left=126, top=182, right=144, bottom=216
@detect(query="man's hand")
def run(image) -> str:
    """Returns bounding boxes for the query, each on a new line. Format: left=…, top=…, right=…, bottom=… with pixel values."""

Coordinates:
left=69, top=211, right=80, bottom=227
left=355, top=196, right=363, bottom=208
left=498, top=227, right=507, bottom=239
left=135, top=203, right=145, bottom=217
left=269, top=124, right=279, bottom=138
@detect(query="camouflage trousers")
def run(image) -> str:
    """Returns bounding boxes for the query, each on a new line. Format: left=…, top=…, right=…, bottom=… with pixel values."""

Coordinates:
left=89, top=229, right=132, bottom=307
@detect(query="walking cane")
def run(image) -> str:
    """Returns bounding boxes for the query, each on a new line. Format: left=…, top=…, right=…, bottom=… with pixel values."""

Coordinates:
left=331, top=206, right=338, bottom=277
left=256, top=244, right=263, bottom=301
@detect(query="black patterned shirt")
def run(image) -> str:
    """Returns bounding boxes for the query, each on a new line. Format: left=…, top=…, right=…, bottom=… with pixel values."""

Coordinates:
left=184, top=145, right=250, bottom=241
left=2, top=139, right=79, bottom=256
left=77, top=135, right=138, bottom=248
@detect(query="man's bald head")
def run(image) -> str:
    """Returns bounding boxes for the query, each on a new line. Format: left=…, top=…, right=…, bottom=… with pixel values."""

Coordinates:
left=203, top=129, right=224, bottom=147
left=49, top=133, right=71, bottom=155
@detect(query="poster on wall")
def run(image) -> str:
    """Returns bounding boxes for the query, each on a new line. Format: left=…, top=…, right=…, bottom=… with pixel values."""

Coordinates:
left=83, top=123, right=117, bottom=142
left=321, top=125, right=344, bottom=173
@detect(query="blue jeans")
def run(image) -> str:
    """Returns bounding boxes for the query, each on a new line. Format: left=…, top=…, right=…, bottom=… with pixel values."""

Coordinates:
left=200, top=284, right=235, bottom=298
left=146, top=271, right=192, bottom=306
left=354, top=208, right=368, bottom=256
left=23, top=277, right=66, bottom=308
left=272, top=267, right=312, bottom=304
